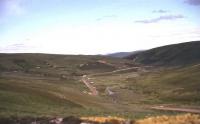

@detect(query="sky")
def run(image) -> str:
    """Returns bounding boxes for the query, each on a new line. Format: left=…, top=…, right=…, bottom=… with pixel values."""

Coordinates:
left=0, top=0, right=200, bottom=55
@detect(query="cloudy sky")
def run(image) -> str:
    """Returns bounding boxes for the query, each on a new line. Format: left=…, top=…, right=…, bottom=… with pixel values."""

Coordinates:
left=0, top=0, right=200, bottom=54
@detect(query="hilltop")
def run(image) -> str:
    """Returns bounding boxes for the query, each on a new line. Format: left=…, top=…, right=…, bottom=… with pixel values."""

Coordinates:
left=126, top=41, right=200, bottom=66
left=106, top=51, right=143, bottom=58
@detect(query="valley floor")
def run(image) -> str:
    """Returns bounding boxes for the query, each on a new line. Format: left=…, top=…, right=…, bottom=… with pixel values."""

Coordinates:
left=0, top=54, right=200, bottom=122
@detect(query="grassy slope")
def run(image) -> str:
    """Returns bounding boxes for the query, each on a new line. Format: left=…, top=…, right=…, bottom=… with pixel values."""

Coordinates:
left=0, top=53, right=200, bottom=119
left=91, top=64, right=200, bottom=106
left=0, top=53, right=136, bottom=117
left=132, top=64, right=200, bottom=104
left=126, top=41, right=200, bottom=66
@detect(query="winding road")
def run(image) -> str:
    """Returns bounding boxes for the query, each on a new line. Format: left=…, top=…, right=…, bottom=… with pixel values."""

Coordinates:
left=81, top=75, right=98, bottom=95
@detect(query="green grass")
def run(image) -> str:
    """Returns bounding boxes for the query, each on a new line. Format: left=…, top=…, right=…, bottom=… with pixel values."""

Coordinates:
left=0, top=77, right=83, bottom=116
left=130, top=65, right=200, bottom=104
left=0, top=53, right=139, bottom=117
left=90, top=63, right=200, bottom=106
left=0, top=75, right=122, bottom=117
left=0, top=53, right=199, bottom=119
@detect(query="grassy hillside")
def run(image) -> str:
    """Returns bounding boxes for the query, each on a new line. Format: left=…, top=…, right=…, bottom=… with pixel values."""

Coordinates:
left=89, top=64, right=200, bottom=106
left=127, top=64, right=200, bottom=104
left=0, top=52, right=200, bottom=120
left=0, top=53, right=132, bottom=73
left=1, top=53, right=155, bottom=118
left=126, top=41, right=200, bottom=66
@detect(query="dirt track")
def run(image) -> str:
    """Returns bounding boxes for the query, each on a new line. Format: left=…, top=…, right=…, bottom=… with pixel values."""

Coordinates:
left=90, top=67, right=144, bottom=76
left=151, top=106, right=200, bottom=114
left=81, top=75, right=98, bottom=95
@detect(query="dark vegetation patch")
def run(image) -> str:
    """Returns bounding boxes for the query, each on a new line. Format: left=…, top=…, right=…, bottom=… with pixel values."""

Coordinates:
left=126, top=41, right=200, bottom=66
left=79, top=61, right=116, bottom=72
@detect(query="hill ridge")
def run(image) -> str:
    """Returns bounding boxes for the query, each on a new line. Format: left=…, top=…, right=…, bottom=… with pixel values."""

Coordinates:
left=126, top=41, right=200, bottom=66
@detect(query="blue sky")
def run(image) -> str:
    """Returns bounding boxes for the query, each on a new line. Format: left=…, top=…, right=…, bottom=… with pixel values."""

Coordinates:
left=0, top=0, right=200, bottom=54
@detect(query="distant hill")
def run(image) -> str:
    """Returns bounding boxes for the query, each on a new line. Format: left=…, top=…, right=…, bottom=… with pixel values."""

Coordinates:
left=126, top=41, right=200, bottom=66
left=106, top=51, right=143, bottom=58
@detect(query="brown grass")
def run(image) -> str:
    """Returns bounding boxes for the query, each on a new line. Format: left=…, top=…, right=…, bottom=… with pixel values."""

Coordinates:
left=80, top=114, right=200, bottom=124
left=135, top=113, right=200, bottom=124
left=81, top=116, right=126, bottom=123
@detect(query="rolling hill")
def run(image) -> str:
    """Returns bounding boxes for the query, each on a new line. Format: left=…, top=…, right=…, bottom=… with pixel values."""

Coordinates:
left=126, top=41, right=200, bottom=66
left=0, top=41, right=200, bottom=122
left=0, top=53, right=140, bottom=117
left=106, top=51, right=143, bottom=58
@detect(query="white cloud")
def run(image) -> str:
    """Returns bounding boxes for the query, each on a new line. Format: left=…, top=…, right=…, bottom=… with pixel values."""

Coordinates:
left=0, top=43, right=37, bottom=53
left=8, top=22, right=197, bottom=54
left=1, top=22, right=199, bottom=54
left=135, top=14, right=185, bottom=24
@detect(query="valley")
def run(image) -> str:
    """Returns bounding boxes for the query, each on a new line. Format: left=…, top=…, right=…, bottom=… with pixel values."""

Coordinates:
left=0, top=41, right=200, bottom=123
